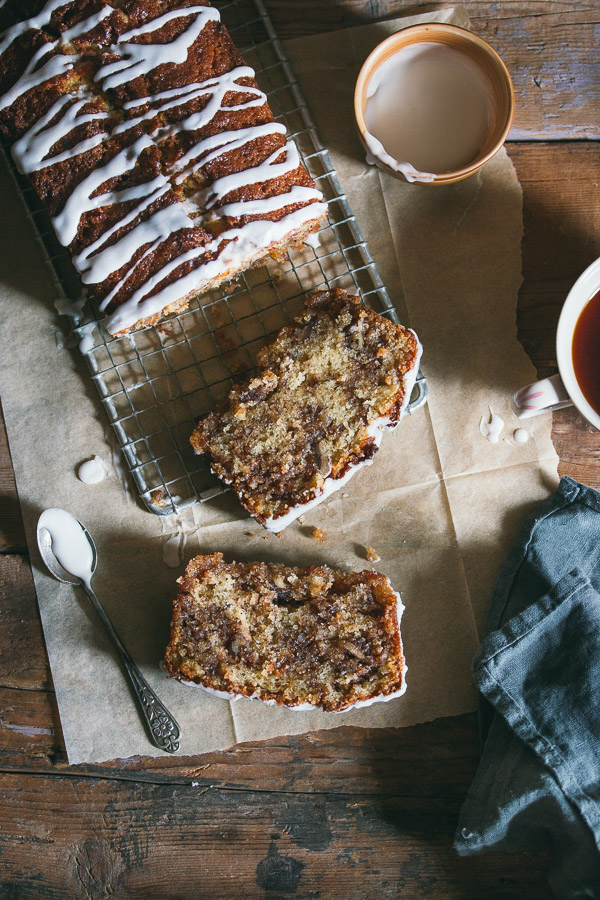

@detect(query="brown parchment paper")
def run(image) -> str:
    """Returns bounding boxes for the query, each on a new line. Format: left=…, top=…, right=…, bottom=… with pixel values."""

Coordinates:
left=0, top=9, right=558, bottom=764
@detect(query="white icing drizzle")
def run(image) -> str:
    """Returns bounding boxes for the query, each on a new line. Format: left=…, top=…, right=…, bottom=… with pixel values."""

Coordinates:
left=202, top=142, right=301, bottom=209
left=0, top=0, right=67, bottom=57
left=171, top=121, right=286, bottom=183
left=74, top=186, right=189, bottom=286
left=95, top=5, right=220, bottom=90
left=3, top=5, right=326, bottom=336
left=105, top=201, right=327, bottom=333
left=52, top=134, right=156, bottom=245
left=215, top=185, right=323, bottom=219
left=11, top=93, right=108, bottom=173
left=112, top=65, right=267, bottom=137
left=60, top=7, right=113, bottom=43
left=0, top=43, right=74, bottom=112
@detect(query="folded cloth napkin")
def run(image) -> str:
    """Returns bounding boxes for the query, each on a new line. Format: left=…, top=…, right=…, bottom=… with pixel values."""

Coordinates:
left=455, top=477, right=600, bottom=899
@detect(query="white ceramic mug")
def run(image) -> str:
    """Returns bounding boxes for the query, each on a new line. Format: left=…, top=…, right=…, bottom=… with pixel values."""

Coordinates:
left=513, top=256, right=600, bottom=430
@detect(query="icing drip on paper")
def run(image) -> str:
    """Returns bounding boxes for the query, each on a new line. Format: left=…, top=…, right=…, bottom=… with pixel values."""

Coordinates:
left=77, top=455, right=107, bottom=484
left=54, top=295, right=86, bottom=322
left=513, top=427, right=530, bottom=445
left=479, top=408, right=505, bottom=443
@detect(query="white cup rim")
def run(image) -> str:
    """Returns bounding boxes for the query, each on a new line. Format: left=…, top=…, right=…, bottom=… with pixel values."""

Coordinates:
left=556, top=255, right=600, bottom=431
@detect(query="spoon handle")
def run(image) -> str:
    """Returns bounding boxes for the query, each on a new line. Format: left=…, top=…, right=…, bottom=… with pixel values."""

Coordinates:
left=81, top=583, right=181, bottom=753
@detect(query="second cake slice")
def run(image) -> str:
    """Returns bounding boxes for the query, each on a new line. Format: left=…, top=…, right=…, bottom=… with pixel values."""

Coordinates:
left=191, top=288, right=421, bottom=530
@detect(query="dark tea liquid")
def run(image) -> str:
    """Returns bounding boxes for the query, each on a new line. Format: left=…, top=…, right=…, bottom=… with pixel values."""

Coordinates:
left=572, top=287, right=600, bottom=417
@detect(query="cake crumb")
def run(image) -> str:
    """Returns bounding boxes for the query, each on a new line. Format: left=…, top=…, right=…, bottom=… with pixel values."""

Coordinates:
left=245, top=531, right=255, bottom=538
left=365, top=546, right=380, bottom=562
left=312, top=528, right=327, bottom=543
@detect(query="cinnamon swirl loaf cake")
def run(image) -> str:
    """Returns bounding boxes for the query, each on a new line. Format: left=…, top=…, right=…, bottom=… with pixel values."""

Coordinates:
left=191, top=288, right=421, bottom=531
left=163, top=553, right=407, bottom=712
left=0, top=1, right=327, bottom=335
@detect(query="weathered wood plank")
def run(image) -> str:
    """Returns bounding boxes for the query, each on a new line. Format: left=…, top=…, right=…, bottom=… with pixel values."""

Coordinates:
left=0, top=554, right=50, bottom=691
left=0, top=400, right=25, bottom=553
left=0, top=772, right=552, bottom=899
left=509, top=141, right=600, bottom=489
left=264, top=0, right=600, bottom=141
left=0, top=670, right=482, bottom=794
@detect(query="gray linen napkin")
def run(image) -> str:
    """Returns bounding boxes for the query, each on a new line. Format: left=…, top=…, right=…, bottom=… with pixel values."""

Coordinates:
left=455, top=477, right=600, bottom=899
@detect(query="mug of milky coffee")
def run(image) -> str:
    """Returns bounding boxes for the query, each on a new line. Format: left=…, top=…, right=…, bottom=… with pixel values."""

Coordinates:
left=513, top=257, right=600, bottom=431
left=354, top=23, right=514, bottom=185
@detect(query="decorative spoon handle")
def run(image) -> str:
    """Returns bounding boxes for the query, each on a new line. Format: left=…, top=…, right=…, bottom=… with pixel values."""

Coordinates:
left=81, top=583, right=181, bottom=753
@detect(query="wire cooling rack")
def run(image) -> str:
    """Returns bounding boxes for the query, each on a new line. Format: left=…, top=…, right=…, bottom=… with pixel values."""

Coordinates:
left=3, top=0, right=427, bottom=515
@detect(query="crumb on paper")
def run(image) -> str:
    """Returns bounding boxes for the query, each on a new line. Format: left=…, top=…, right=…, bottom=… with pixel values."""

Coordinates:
left=298, top=516, right=305, bottom=525
left=245, top=531, right=255, bottom=538
left=312, top=528, right=327, bottom=543
left=365, top=546, right=380, bottom=562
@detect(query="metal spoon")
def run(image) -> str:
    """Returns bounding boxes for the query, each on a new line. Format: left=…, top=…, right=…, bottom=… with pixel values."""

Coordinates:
left=37, top=511, right=181, bottom=754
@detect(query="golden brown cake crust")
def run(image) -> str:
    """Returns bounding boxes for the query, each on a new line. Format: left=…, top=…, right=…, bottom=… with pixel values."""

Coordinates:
left=190, top=288, right=419, bottom=526
left=163, top=553, right=406, bottom=712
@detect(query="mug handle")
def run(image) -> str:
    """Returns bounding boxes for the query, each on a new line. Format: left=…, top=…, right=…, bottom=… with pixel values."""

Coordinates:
left=512, top=374, right=572, bottom=419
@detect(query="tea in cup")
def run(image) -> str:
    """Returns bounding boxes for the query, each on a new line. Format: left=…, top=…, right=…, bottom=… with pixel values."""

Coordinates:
left=513, top=257, right=600, bottom=431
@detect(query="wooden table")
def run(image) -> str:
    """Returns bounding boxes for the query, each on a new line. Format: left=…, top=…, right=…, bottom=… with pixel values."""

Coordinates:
left=1, top=2, right=598, bottom=896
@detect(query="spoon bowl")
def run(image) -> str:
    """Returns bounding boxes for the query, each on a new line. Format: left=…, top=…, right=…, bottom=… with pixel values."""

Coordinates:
left=37, top=518, right=97, bottom=586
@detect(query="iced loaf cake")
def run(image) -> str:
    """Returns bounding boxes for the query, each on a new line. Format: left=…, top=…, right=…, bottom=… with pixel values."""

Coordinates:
left=0, top=0, right=327, bottom=335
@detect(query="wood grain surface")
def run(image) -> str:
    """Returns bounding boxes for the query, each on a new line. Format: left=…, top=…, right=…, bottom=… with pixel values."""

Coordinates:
left=1, top=1, right=598, bottom=896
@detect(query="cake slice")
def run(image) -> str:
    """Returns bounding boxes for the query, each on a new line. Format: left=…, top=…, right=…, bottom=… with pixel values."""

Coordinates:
left=163, top=553, right=407, bottom=712
left=191, top=288, right=422, bottom=531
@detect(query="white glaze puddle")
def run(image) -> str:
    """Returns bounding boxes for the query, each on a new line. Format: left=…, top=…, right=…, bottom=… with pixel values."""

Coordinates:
left=365, top=42, right=492, bottom=177
left=479, top=408, right=505, bottom=443
left=77, top=456, right=107, bottom=484
left=513, top=427, right=530, bottom=445
left=38, top=508, right=94, bottom=586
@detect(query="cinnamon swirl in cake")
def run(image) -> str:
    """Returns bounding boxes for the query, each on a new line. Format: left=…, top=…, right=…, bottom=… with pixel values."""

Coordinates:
left=191, top=288, right=422, bottom=531
left=163, top=553, right=407, bottom=712
left=0, top=1, right=327, bottom=335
